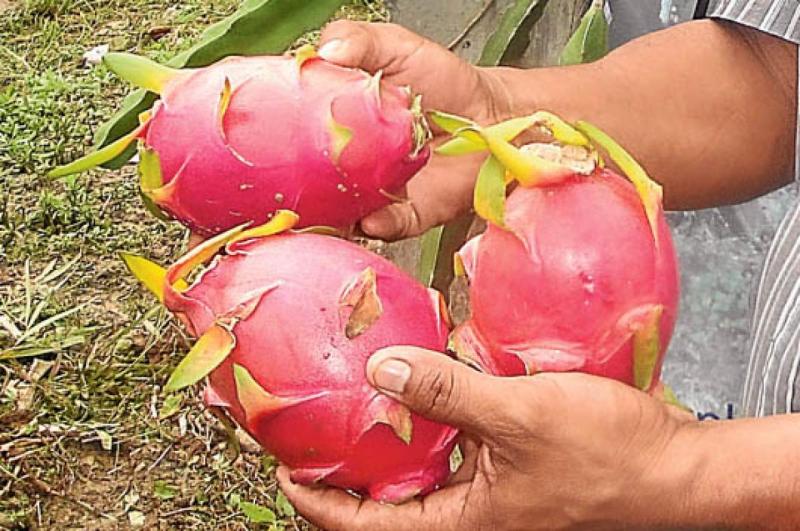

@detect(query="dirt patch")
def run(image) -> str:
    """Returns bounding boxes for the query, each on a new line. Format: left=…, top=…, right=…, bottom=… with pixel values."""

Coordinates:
left=0, top=1, right=12, bottom=13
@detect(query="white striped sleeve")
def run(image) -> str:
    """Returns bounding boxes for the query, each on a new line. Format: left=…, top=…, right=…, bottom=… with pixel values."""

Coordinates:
left=705, top=0, right=800, bottom=42
left=703, top=1, right=800, bottom=416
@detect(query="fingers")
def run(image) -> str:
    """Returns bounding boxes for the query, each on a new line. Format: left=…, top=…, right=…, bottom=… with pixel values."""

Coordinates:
left=360, top=153, right=485, bottom=241
left=277, top=466, right=465, bottom=531
left=365, top=346, right=519, bottom=439
left=319, top=20, right=429, bottom=73
left=360, top=200, right=423, bottom=240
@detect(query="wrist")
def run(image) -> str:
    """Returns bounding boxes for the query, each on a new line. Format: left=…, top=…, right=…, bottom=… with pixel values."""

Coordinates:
left=630, top=419, right=710, bottom=527
left=640, top=415, right=800, bottom=528
left=479, top=62, right=605, bottom=122
left=473, top=66, right=516, bottom=125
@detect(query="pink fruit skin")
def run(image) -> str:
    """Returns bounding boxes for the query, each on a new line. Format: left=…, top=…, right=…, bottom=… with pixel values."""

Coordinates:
left=454, top=169, right=679, bottom=389
left=141, top=55, right=429, bottom=236
left=165, top=233, right=457, bottom=503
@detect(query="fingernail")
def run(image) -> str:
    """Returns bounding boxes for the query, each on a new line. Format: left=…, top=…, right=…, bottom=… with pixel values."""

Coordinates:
left=373, top=359, right=411, bottom=393
left=318, top=39, right=344, bottom=61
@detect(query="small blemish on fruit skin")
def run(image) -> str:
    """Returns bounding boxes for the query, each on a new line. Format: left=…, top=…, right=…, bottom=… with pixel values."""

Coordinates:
left=337, top=184, right=348, bottom=193
left=240, top=183, right=254, bottom=190
left=579, top=272, right=595, bottom=294
left=274, top=193, right=285, bottom=203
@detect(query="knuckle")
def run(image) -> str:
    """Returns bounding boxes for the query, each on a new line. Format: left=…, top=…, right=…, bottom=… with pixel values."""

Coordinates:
left=321, top=19, right=349, bottom=35
left=416, top=368, right=460, bottom=418
left=397, top=203, right=419, bottom=240
left=405, top=201, right=424, bottom=237
left=381, top=22, right=405, bottom=33
left=322, top=19, right=367, bottom=41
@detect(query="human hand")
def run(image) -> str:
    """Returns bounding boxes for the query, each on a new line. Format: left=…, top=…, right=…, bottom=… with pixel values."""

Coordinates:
left=319, top=22, right=511, bottom=240
left=278, top=346, right=698, bottom=530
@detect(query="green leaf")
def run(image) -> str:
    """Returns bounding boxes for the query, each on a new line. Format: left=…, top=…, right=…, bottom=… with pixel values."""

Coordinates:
left=417, top=226, right=444, bottom=286
left=417, top=214, right=474, bottom=293
left=240, top=501, right=277, bottom=524
left=0, top=335, right=86, bottom=360
left=275, top=490, right=295, bottom=518
left=560, top=0, right=609, bottom=66
left=479, top=0, right=545, bottom=66
left=49, top=126, right=141, bottom=178
left=93, top=0, right=349, bottom=169
left=473, top=155, right=507, bottom=227
left=15, top=304, right=87, bottom=343
left=153, top=480, right=178, bottom=501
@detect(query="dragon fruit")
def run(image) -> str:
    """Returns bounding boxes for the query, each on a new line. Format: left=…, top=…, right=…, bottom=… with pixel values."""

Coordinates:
left=122, top=211, right=457, bottom=503
left=434, top=112, right=679, bottom=392
left=50, top=46, right=430, bottom=236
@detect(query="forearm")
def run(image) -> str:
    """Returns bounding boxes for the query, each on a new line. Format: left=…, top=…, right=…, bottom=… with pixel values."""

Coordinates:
left=644, top=414, right=800, bottom=528
left=484, top=20, right=797, bottom=210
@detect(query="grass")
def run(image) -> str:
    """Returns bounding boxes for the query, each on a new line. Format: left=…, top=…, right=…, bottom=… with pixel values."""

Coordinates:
left=0, top=0, right=388, bottom=528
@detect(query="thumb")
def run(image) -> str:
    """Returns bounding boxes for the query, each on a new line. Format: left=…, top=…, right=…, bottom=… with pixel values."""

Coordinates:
left=319, top=20, right=426, bottom=73
left=366, top=346, right=514, bottom=438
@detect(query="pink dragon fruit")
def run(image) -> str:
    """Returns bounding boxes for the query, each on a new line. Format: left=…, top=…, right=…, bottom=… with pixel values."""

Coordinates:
left=123, top=211, right=457, bottom=503
left=434, top=112, right=679, bottom=392
left=51, top=46, right=430, bottom=236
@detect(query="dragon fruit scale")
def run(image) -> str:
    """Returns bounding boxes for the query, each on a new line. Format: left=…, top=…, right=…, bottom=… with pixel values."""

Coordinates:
left=433, top=111, right=680, bottom=392
left=51, top=46, right=431, bottom=236
left=122, top=211, right=458, bottom=503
